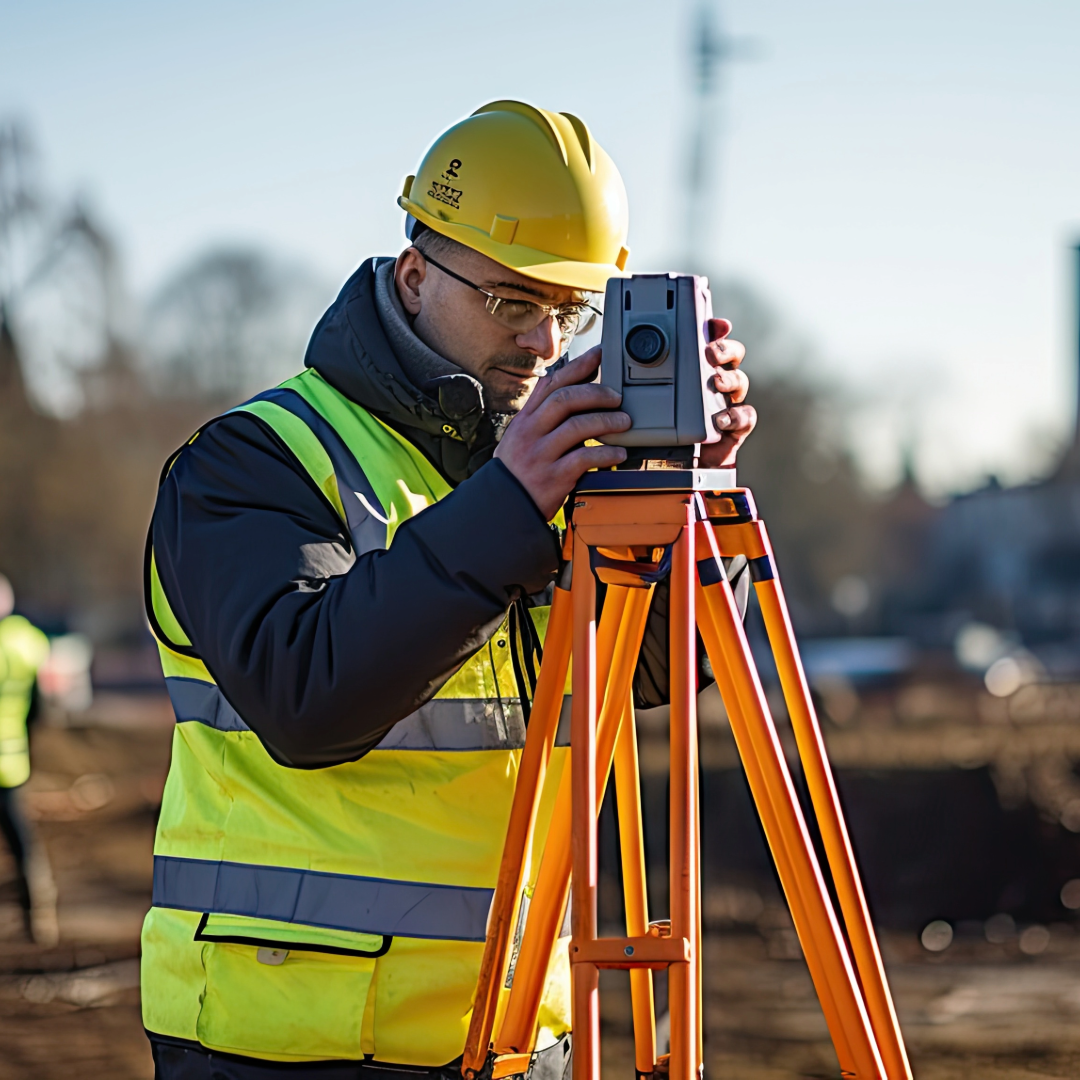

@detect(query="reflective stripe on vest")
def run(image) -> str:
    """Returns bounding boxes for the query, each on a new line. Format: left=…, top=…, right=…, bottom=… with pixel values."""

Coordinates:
left=165, top=677, right=249, bottom=732
left=249, top=387, right=389, bottom=556
left=165, top=675, right=572, bottom=750
left=153, top=855, right=492, bottom=941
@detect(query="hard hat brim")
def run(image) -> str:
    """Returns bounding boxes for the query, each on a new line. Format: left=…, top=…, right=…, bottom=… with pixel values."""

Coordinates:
left=400, top=198, right=629, bottom=294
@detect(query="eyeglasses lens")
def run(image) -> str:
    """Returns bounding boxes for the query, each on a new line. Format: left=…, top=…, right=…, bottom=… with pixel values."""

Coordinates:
left=485, top=297, right=537, bottom=332
left=485, top=297, right=599, bottom=338
left=566, top=309, right=598, bottom=336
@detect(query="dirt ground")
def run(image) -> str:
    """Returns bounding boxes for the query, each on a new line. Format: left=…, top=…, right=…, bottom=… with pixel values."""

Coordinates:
left=3, top=706, right=1080, bottom=1079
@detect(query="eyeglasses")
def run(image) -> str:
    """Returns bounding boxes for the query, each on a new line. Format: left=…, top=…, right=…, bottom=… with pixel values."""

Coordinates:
left=421, top=253, right=602, bottom=339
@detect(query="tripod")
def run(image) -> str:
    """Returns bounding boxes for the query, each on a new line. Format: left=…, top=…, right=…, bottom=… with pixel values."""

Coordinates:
left=462, top=472, right=912, bottom=1080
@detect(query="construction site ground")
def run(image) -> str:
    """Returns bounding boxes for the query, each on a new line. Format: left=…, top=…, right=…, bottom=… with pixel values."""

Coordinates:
left=3, top=703, right=1080, bottom=1079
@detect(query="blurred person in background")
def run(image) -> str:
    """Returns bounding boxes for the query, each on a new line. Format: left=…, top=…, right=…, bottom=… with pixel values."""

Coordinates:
left=0, top=573, right=58, bottom=946
left=142, top=101, right=755, bottom=1079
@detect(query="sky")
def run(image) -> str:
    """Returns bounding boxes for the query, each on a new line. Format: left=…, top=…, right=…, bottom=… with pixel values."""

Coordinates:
left=2, top=0, right=1079, bottom=494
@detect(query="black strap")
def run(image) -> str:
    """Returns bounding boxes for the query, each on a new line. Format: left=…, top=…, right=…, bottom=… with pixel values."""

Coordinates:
left=508, top=598, right=544, bottom=727
left=508, top=601, right=531, bottom=726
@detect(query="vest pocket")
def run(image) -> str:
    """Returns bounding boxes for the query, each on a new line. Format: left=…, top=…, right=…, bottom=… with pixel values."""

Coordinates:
left=194, top=914, right=380, bottom=1060
left=195, top=913, right=390, bottom=957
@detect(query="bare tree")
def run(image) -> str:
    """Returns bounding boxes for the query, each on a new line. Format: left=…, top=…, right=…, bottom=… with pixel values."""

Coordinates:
left=142, top=246, right=330, bottom=403
left=713, top=279, right=887, bottom=635
left=0, top=121, right=214, bottom=639
left=0, top=120, right=121, bottom=415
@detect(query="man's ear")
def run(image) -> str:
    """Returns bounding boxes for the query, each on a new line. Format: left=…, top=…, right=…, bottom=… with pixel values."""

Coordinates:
left=395, top=247, right=426, bottom=316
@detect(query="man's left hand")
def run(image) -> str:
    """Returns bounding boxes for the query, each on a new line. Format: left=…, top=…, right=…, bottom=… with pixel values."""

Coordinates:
left=698, top=318, right=756, bottom=468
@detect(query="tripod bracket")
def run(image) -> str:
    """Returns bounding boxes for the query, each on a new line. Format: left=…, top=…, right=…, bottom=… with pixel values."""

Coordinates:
left=570, top=934, right=691, bottom=970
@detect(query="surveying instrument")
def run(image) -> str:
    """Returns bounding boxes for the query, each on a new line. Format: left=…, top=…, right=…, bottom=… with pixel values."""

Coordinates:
left=461, top=275, right=912, bottom=1080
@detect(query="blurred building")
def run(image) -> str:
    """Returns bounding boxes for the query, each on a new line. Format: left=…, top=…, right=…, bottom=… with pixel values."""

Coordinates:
left=916, top=472, right=1080, bottom=665
left=872, top=247, right=1080, bottom=673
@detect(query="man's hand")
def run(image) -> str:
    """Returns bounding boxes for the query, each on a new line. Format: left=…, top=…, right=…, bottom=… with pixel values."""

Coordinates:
left=699, top=318, right=756, bottom=468
left=495, top=348, right=629, bottom=521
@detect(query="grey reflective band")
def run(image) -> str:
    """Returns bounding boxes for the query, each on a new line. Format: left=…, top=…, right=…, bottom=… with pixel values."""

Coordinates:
left=152, top=855, right=493, bottom=942
left=376, top=696, right=572, bottom=751
left=377, top=697, right=525, bottom=751
left=166, top=677, right=572, bottom=751
left=257, top=387, right=389, bottom=557
left=166, top=677, right=250, bottom=732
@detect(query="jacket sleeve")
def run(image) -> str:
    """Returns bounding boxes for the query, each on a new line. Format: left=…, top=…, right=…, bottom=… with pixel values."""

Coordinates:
left=151, top=413, right=560, bottom=767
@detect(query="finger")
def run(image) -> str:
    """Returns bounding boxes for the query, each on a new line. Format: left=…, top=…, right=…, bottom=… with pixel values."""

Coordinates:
left=571, top=344, right=603, bottom=369
left=554, top=443, right=628, bottom=483
left=707, top=318, right=732, bottom=342
left=519, top=347, right=603, bottom=415
left=710, top=429, right=751, bottom=468
left=706, top=405, right=758, bottom=468
left=712, top=404, right=757, bottom=436
left=549, top=347, right=602, bottom=386
left=541, top=410, right=632, bottom=459
left=710, top=367, right=750, bottom=403
left=704, top=337, right=746, bottom=370
left=532, top=382, right=624, bottom=434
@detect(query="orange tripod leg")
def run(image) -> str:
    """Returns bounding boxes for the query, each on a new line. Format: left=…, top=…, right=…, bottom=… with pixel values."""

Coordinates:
left=692, top=707, right=703, bottom=1077
left=754, top=555, right=912, bottom=1080
left=613, top=696, right=657, bottom=1077
left=496, top=582, right=654, bottom=1057
left=463, top=585, right=574, bottom=1079
left=571, top=527, right=601, bottom=1080
left=694, top=524, right=885, bottom=1079
left=667, top=518, right=700, bottom=1080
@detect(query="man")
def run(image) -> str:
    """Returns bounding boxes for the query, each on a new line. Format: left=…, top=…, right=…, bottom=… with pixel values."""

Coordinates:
left=0, top=573, right=57, bottom=946
left=143, top=101, right=755, bottom=1079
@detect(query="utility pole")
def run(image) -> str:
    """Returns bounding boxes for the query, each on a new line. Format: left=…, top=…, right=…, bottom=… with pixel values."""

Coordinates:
left=683, top=3, right=754, bottom=274
left=1074, top=243, right=1080, bottom=447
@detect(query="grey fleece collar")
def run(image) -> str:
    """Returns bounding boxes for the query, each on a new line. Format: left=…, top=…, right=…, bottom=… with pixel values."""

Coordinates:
left=373, top=258, right=463, bottom=390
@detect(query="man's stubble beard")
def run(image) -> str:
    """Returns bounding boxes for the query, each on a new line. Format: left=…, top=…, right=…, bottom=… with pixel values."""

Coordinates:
left=484, top=388, right=530, bottom=415
left=479, top=352, right=548, bottom=417
left=481, top=369, right=533, bottom=443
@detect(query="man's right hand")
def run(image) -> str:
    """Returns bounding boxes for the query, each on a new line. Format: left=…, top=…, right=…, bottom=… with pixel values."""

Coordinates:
left=494, top=347, right=630, bottom=521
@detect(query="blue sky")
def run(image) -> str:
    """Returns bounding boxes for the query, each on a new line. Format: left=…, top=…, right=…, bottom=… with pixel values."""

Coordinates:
left=3, top=0, right=1079, bottom=493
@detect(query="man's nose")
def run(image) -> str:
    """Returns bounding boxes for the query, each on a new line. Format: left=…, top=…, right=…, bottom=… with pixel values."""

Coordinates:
left=515, top=315, right=562, bottom=361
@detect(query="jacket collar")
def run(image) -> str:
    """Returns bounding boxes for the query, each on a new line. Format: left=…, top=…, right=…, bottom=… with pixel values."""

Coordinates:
left=303, top=258, right=496, bottom=485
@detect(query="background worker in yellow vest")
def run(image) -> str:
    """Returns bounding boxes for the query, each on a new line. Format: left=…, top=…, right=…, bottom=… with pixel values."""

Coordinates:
left=0, top=573, right=58, bottom=947
left=143, top=102, right=757, bottom=1080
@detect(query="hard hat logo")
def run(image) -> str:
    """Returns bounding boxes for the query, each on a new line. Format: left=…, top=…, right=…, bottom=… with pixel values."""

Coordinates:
left=428, top=181, right=462, bottom=210
left=398, top=100, right=631, bottom=293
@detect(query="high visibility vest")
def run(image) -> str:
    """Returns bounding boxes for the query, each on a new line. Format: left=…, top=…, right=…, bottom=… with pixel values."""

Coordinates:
left=141, top=368, right=571, bottom=1066
left=0, top=615, right=49, bottom=789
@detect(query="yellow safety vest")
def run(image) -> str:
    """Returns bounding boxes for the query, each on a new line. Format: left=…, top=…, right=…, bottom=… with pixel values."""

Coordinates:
left=141, top=368, right=571, bottom=1065
left=0, top=615, right=49, bottom=789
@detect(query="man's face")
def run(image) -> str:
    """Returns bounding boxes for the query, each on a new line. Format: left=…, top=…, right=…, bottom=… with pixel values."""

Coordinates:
left=394, top=243, right=589, bottom=413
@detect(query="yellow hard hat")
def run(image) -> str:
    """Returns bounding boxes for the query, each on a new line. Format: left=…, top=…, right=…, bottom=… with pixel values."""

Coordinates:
left=398, top=100, right=630, bottom=293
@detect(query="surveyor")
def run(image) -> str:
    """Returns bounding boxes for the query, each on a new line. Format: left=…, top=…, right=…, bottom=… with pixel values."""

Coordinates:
left=0, top=573, right=58, bottom=946
left=142, top=101, right=756, bottom=1079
